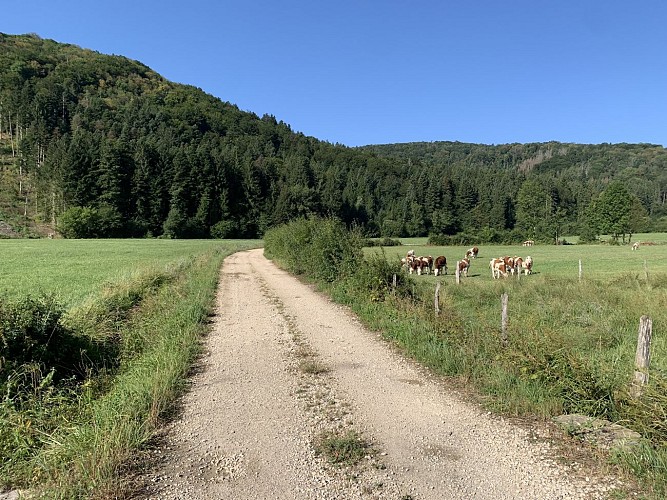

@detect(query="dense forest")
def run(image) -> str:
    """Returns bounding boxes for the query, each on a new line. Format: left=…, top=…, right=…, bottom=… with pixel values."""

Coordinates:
left=1, top=33, right=666, bottom=241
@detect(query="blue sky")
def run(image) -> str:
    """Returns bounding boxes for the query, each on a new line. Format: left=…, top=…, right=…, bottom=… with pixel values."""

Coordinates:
left=3, top=1, right=667, bottom=147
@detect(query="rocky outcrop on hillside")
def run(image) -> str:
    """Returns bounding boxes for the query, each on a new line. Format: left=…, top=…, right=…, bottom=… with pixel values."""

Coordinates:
left=0, top=221, right=19, bottom=238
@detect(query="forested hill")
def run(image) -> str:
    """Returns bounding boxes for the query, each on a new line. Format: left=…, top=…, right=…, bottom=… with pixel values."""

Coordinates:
left=0, top=33, right=386, bottom=238
left=1, top=33, right=666, bottom=240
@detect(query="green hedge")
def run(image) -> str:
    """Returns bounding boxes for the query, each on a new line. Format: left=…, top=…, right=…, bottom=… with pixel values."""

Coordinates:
left=264, top=217, right=363, bottom=282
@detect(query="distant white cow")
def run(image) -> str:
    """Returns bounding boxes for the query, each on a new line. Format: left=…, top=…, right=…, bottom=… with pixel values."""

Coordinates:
left=523, top=256, right=533, bottom=275
left=632, top=242, right=640, bottom=251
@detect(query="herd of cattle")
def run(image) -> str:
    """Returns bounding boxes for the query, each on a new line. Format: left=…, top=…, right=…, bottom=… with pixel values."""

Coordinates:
left=401, top=246, right=533, bottom=279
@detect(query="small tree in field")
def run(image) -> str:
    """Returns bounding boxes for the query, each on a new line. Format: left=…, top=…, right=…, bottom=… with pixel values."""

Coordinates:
left=594, top=181, right=632, bottom=243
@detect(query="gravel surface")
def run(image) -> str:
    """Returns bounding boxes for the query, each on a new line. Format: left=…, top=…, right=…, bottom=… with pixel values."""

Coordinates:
left=134, top=249, right=621, bottom=499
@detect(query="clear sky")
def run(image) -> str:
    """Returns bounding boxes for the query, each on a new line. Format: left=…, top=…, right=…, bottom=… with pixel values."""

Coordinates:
left=3, top=1, right=667, bottom=147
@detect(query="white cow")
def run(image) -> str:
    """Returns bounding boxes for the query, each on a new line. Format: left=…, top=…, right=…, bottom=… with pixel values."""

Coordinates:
left=523, top=256, right=533, bottom=275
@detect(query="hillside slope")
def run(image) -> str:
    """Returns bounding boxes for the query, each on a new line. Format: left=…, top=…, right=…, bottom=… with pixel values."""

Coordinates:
left=1, top=32, right=666, bottom=240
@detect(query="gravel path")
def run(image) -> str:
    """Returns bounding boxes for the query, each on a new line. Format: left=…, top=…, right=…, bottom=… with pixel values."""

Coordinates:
left=135, top=249, right=620, bottom=499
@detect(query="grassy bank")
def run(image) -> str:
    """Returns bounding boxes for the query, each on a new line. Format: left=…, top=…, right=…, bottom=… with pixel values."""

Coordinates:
left=265, top=220, right=667, bottom=498
left=0, top=239, right=259, bottom=497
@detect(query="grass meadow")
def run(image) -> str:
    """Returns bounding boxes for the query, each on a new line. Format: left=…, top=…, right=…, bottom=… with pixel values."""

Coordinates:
left=0, top=238, right=260, bottom=497
left=0, top=239, right=259, bottom=307
left=365, top=235, right=667, bottom=394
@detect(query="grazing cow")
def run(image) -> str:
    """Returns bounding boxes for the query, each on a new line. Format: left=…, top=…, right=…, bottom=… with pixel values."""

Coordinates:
left=522, top=240, right=534, bottom=247
left=501, top=256, right=515, bottom=274
left=523, top=255, right=533, bottom=275
left=421, top=256, right=434, bottom=275
left=465, top=246, right=479, bottom=259
left=513, top=257, right=524, bottom=276
left=413, top=256, right=432, bottom=275
left=408, top=256, right=431, bottom=275
left=408, top=257, right=420, bottom=275
left=632, top=242, right=640, bottom=251
left=434, top=255, right=448, bottom=276
left=490, top=258, right=508, bottom=279
left=458, top=258, right=470, bottom=277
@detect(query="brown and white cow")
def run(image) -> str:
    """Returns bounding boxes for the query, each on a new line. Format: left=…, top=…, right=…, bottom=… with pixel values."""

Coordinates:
left=522, top=240, right=534, bottom=247
left=502, top=256, right=515, bottom=274
left=408, top=257, right=420, bottom=275
left=632, top=242, right=640, bottom=251
left=513, top=256, right=523, bottom=276
left=457, top=258, right=470, bottom=277
left=490, top=258, right=508, bottom=279
left=523, top=255, right=533, bottom=275
left=403, top=250, right=416, bottom=272
left=465, top=246, right=479, bottom=259
left=433, top=255, right=447, bottom=276
left=418, top=256, right=433, bottom=275
left=408, top=256, right=432, bottom=275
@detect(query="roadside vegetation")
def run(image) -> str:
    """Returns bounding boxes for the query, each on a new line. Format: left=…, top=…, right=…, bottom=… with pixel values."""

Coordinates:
left=0, top=239, right=259, bottom=498
left=265, top=218, right=667, bottom=498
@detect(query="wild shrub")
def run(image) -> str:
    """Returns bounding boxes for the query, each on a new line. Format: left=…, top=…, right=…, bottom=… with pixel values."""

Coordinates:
left=363, top=237, right=402, bottom=247
left=348, top=250, right=416, bottom=302
left=264, top=217, right=362, bottom=282
left=0, top=296, right=95, bottom=385
left=57, top=205, right=125, bottom=238
left=0, top=296, right=103, bottom=487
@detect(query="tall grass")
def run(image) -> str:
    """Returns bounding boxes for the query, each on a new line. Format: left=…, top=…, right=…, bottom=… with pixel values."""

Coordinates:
left=31, top=250, right=224, bottom=498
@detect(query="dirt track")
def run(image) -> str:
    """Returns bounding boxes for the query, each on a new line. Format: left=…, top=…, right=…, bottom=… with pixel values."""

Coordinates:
left=135, top=249, right=620, bottom=499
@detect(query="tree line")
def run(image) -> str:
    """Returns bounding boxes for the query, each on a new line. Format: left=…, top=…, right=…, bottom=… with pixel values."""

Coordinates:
left=1, top=33, right=666, bottom=242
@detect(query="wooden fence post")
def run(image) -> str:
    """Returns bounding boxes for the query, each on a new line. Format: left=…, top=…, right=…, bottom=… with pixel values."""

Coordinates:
left=579, top=259, right=583, bottom=281
left=501, top=292, right=509, bottom=347
left=434, top=282, right=441, bottom=316
left=455, top=261, right=460, bottom=284
left=632, top=315, right=652, bottom=397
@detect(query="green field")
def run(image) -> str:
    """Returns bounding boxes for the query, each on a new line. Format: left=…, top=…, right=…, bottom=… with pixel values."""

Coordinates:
left=0, top=239, right=260, bottom=307
left=368, top=238, right=667, bottom=375
left=370, top=233, right=667, bottom=279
